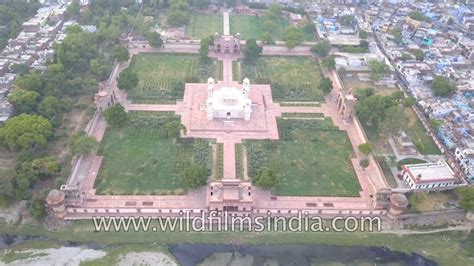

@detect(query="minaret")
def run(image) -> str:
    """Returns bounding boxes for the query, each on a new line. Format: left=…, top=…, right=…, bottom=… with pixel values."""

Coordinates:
left=206, top=77, right=215, bottom=120
left=242, top=78, right=250, bottom=96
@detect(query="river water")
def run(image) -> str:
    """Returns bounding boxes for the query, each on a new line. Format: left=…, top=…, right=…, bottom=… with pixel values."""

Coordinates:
left=1, top=234, right=437, bottom=265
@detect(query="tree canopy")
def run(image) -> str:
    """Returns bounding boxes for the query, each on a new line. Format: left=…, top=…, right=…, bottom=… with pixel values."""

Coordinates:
left=253, top=167, right=279, bottom=189
left=146, top=31, right=163, bottom=48
left=358, top=30, right=368, bottom=39
left=369, top=60, right=390, bottom=81
left=244, top=39, right=262, bottom=63
left=358, top=143, right=372, bottom=155
left=456, top=187, right=474, bottom=211
left=103, top=104, right=128, bottom=127
left=283, top=26, right=304, bottom=49
left=181, top=164, right=208, bottom=189
left=0, top=114, right=53, bottom=150
left=431, top=76, right=457, bottom=97
left=113, top=46, right=130, bottom=62
left=322, top=56, right=336, bottom=70
left=117, top=68, right=139, bottom=91
left=166, top=0, right=190, bottom=27
left=69, top=133, right=99, bottom=156
left=311, top=40, right=331, bottom=57
left=318, top=76, right=333, bottom=95
left=8, top=89, right=39, bottom=114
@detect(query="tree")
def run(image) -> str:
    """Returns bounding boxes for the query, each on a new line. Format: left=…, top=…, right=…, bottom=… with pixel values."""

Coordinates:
left=310, top=40, right=331, bottom=57
left=146, top=31, right=163, bottom=48
left=181, top=164, right=208, bottom=189
left=166, top=0, right=190, bottom=27
left=413, top=49, right=424, bottom=61
left=358, top=143, right=372, bottom=155
left=408, top=192, right=428, bottom=213
left=8, top=89, right=39, bottom=114
left=31, top=156, right=60, bottom=180
left=261, top=32, right=275, bottom=45
left=39, top=96, right=69, bottom=126
left=244, top=39, right=262, bottom=63
left=359, top=158, right=369, bottom=169
left=263, top=20, right=277, bottom=33
left=401, top=53, right=412, bottom=61
left=431, top=76, right=456, bottom=97
left=456, top=187, right=474, bottom=211
left=15, top=72, right=43, bottom=93
left=318, top=76, right=333, bottom=95
left=164, top=120, right=185, bottom=138
left=69, top=133, right=99, bottom=156
left=117, top=68, right=139, bottom=91
left=408, top=11, right=430, bottom=22
left=379, top=106, right=407, bottom=137
left=358, top=30, right=368, bottom=39
left=10, top=64, right=29, bottom=75
left=403, top=96, right=416, bottom=107
left=369, top=60, right=390, bottom=81
left=28, top=196, right=46, bottom=221
left=267, top=4, right=282, bottom=15
left=199, top=36, right=211, bottom=61
left=340, top=15, right=356, bottom=26
left=113, top=46, right=130, bottom=62
left=253, top=167, right=279, bottom=189
left=391, top=27, right=403, bottom=44
left=321, top=56, right=336, bottom=70
left=103, top=104, right=128, bottom=127
left=283, top=26, right=304, bottom=49
left=0, top=114, right=52, bottom=150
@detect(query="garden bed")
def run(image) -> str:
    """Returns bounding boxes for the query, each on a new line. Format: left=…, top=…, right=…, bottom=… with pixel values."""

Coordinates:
left=245, top=117, right=360, bottom=196
left=95, top=112, right=212, bottom=195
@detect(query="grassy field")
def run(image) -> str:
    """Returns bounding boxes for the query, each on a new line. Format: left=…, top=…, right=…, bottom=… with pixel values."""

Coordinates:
left=246, top=116, right=360, bottom=196
left=1, top=221, right=472, bottom=266
left=360, top=108, right=441, bottom=155
left=127, top=54, right=221, bottom=103
left=230, top=15, right=315, bottom=41
left=185, top=13, right=222, bottom=39
left=95, top=112, right=211, bottom=195
left=404, top=108, right=441, bottom=155
left=240, top=57, right=324, bottom=102
left=230, top=15, right=288, bottom=40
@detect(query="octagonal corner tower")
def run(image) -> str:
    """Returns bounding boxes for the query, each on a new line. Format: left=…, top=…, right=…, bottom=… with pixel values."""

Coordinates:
left=206, top=77, right=252, bottom=121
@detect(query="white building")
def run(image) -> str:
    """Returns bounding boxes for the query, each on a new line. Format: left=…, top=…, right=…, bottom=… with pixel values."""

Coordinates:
left=206, top=78, right=252, bottom=121
left=400, top=160, right=457, bottom=190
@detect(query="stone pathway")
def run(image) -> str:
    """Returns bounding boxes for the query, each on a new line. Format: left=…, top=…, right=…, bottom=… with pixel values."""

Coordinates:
left=223, top=11, right=230, bottom=35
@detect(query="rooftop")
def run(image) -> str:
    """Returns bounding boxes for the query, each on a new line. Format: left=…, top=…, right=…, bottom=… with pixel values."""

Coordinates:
left=403, top=160, right=456, bottom=184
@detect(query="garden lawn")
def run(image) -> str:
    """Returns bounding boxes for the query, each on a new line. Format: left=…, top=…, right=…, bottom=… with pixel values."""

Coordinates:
left=403, top=108, right=441, bottom=155
left=230, top=15, right=288, bottom=40
left=95, top=112, right=211, bottom=195
left=240, top=57, right=323, bottom=102
left=127, top=54, right=220, bottom=103
left=246, top=116, right=360, bottom=196
left=185, top=13, right=223, bottom=39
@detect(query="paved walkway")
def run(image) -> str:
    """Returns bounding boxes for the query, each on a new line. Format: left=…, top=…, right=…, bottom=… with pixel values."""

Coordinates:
left=223, top=11, right=230, bottom=35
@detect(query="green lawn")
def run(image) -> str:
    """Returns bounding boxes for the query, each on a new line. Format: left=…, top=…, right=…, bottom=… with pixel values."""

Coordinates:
left=127, top=54, right=220, bottom=103
left=359, top=108, right=441, bottom=155
left=404, top=108, right=441, bottom=155
left=230, top=15, right=315, bottom=41
left=185, top=13, right=222, bottom=39
left=246, top=116, right=360, bottom=196
left=230, top=15, right=288, bottom=40
left=95, top=112, right=212, bottom=195
left=240, top=57, right=323, bottom=102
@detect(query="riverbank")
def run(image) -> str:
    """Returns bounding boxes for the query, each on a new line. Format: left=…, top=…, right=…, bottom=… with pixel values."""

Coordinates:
left=0, top=220, right=472, bottom=265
